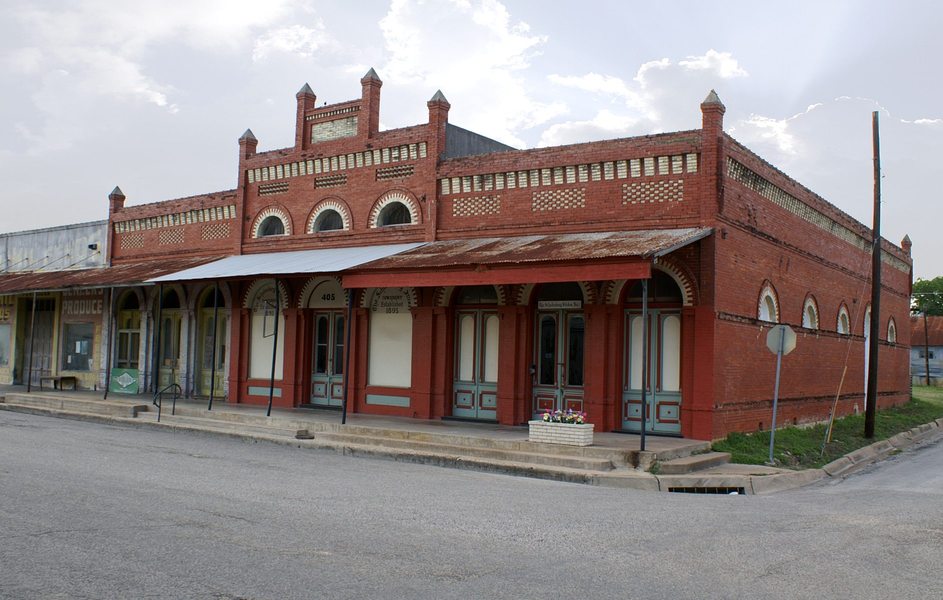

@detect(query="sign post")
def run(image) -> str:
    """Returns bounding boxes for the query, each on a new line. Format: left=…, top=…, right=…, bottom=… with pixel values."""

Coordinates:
left=765, top=324, right=796, bottom=464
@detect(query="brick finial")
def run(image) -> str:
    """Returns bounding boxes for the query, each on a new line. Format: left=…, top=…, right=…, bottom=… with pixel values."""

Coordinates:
left=701, top=89, right=726, bottom=131
left=700, top=90, right=725, bottom=218
left=108, top=186, right=125, bottom=213
left=360, top=68, right=383, bottom=138
left=901, top=234, right=912, bottom=255
left=239, top=128, right=258, bottom=159
left=427, top=90, right=451, bottom=159
left=296, top=84, right=316, bottom=149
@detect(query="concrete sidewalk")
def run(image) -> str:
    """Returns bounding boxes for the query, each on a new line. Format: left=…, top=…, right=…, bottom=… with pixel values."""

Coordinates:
left=2, top=385, right=940, bottom=494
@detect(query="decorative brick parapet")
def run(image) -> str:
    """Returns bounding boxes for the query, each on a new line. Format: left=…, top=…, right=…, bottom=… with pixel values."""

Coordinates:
left=528, top=420, right=594, bottom=447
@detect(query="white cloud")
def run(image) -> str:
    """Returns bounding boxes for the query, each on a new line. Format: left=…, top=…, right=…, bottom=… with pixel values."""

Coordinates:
left=538, top=109, right=642, bottom=147
left=252, top=23, right=331, bottom=62
left=678, top=49, right=748, bottom=79
left=376, top=0, right=564, bottom=146
left=545, top=49, right=749, bottom=142
left=2, top=0, right=307, bottom=153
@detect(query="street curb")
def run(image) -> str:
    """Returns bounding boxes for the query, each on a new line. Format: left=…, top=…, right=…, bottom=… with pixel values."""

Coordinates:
left=2, top=401, right=941, bottom=495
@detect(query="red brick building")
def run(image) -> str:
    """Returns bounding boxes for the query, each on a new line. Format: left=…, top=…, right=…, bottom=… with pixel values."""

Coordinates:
left=5, top=70, right=913, bottom=440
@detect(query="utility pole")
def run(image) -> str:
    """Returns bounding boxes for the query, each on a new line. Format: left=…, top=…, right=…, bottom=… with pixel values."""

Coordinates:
left=925, top=311, right=931, bottom=386
left=865, top=111, right=881, bottom=439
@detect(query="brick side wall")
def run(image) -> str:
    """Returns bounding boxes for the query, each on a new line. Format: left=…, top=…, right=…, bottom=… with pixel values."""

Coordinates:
left=712, top=138, right=912, bottom=438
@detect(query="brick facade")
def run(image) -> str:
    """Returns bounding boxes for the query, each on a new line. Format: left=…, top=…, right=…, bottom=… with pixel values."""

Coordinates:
left=0, top=71, right=910, bottom=441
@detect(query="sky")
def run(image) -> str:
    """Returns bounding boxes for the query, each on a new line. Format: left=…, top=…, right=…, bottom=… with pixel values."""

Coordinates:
left=1, top=0, right=940, bottom=278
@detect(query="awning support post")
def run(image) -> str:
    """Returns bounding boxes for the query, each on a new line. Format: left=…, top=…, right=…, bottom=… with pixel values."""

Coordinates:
left=208, top=281, right=220, bottom=411
left=103, top=287, right=116, bottom=399
left=640, top=278, right=649, bottom=452
left=341, top=288, right=355, bottom=425
left=266, top=279, right=280, bottom=418
left=26, top=291, right=37, bottom=393
left=152, top=284, right=164, bottom=395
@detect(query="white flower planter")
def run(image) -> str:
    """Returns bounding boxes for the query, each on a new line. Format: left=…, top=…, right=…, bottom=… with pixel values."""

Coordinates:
left=528, top=420, right=594, bottom=447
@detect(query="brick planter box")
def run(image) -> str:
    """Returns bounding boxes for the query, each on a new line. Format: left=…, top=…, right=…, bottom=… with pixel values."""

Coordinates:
left=528, top=420, right=594, bottom=447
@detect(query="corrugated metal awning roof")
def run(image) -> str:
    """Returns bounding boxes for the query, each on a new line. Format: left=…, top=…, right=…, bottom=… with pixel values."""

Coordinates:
left=343, top=228, right=712, bottom=288
left=149, top=242, right=424, bottom=283
left=356, top=228, right=712, bottom=270
left=0, top=256, right=218, bottom=295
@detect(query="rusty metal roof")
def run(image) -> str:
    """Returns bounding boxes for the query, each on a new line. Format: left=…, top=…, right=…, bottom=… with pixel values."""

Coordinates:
left=912, top=315, right=943, bottom=346
left=0, top=256, right=218, bottom=295
left=356, top=228, right=712, bottom=271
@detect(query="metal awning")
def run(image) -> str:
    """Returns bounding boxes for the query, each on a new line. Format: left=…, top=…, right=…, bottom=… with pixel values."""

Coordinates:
left=343, top=228, right=712, bottom=288
left=148, top=242, right=424, bottom=283
left=0, top=256, right=218, bottom=295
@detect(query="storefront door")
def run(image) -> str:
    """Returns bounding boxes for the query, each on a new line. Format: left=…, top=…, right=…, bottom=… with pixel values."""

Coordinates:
left=158, top=311, right=183, bottom=389
left=197, top=309, right=227, bottom=397
left=532, top=310, right=585, bottom=417
left=19, top=297, right=55, bottom=385
left=310, top=311, right=345, bottom=407
left=452, top=310, right=499, bottom=420
left=622, top=310, right=682, bottom=434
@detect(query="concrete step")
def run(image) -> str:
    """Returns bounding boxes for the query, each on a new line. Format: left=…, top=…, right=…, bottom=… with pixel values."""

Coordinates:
left=657, top=451, right=731, bottom=475
left=138, top=413, right=616, bottom=471
left=161, top=404, right=637, bottom=466
left=315, top=431, right=616, bottom=471
left=1, top=393, right=147, bottom=418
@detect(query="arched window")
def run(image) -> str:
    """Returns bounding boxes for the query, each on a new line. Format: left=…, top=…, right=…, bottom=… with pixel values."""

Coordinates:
left=802, top=296, right=819, bottom=329
left=258, top=215, right=286, bottom=237
left=837, top=305, right=851, bottom=335
left=758, top=284, right=779, bottom=323
left=314, top=209, right=344, bottom=232
left=377, top=202, right=412, bottom=226
left=887, top=318, right=897, bottom=343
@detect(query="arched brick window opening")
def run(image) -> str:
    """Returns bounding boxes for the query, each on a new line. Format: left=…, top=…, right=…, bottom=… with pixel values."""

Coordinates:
left=837, top=305, right=851, bottom=335
left=377, top=202, right=412, bottom=226
left=887, top=317, right=897, bottom=343
left=258, top=215, right=285, bottom=237
left=314, top=210, right=344, bottom=232
left=802, top=296, right=819, bottom=329
left=758, top=284, right=779, bottom=323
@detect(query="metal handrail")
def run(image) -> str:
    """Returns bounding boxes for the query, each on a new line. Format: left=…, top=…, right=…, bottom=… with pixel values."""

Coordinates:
left=153, top=383, right=182, bottom=422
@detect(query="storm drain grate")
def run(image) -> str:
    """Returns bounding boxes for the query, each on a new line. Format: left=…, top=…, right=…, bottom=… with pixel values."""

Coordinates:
left=668, top=486, right=746, bottom=495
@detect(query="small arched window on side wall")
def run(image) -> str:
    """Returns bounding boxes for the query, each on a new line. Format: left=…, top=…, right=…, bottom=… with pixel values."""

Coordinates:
left=802, top=295, right=819, bottom=329
left=887, top=317, right=897, bottom=343
left=757, top=283, right=779, bottom=323
left=837, top=304, right=851, bottom=335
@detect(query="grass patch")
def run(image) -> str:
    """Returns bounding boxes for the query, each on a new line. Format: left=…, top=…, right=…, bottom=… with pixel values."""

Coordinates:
left=712, top=386, right=943, bottom=469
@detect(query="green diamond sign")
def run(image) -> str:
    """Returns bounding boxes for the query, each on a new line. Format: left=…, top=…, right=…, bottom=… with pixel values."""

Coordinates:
left=110, top=368, right=140, bottom=394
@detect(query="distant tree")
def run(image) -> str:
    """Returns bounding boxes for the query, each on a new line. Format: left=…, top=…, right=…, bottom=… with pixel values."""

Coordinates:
left=912, top=276, right=943, bottom=315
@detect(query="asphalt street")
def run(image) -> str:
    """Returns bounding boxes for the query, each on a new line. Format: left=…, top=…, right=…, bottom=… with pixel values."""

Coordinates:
left=1, top=410, right=940, bottom=600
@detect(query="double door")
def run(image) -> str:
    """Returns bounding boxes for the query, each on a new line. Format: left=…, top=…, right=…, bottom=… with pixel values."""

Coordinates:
left=622, top=310, right=681, bottom=434
left=310, top=311, right=345, bottom=407
left=532, top=310, right=584, bottom=416
left=452, top=310, right=499, bottom=420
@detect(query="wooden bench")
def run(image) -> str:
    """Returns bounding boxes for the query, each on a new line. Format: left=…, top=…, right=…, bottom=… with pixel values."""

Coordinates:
left=39, top=375, right=78, bottom=391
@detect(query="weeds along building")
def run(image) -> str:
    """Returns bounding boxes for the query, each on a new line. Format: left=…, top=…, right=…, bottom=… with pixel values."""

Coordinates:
left=0, top=70, right=913, bottom=440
